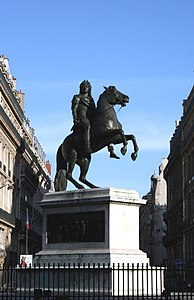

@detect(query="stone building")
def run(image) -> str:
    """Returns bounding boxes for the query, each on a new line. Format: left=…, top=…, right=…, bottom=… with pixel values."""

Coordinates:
left=164, top=86, right=194, bottom=266
left=0, top=55, right=51, bottom=266
left=139, top=158, right=168, bottom=266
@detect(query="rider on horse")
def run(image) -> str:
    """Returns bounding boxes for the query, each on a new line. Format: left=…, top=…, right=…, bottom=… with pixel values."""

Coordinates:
left=71, top=80, right=119, bottom=158
left=55, top=84, right=138, bottom=191
left=71, top=80, right=95, bottom=153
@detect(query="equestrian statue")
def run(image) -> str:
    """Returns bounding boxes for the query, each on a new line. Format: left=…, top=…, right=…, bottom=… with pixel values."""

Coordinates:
left=54, top=80, right=139, bottom=191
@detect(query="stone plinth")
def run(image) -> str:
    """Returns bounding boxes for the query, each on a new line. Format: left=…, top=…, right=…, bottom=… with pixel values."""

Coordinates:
left=35, top=187, right=149, bottom=266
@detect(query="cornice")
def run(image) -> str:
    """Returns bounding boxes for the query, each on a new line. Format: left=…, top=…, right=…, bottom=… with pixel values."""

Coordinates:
left=0, top=72, right=24, bottom=122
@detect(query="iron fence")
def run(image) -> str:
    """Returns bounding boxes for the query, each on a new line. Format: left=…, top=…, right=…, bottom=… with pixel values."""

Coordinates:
left=0, top=263, right=194, bottom=299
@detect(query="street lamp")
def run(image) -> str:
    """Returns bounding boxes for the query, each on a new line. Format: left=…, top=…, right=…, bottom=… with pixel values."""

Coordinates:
left=0, top=183, right=14, bottom=190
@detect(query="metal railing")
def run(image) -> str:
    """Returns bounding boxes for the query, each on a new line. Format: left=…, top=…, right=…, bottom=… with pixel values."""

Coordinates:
left=0, top=263, right=194, bottom=299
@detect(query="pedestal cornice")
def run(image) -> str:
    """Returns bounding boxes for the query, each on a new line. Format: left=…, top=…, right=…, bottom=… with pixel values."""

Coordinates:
left=40, top=187, right=146, bottom=208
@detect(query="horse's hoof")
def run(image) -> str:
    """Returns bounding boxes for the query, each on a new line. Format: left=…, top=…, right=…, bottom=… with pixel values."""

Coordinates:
left=78, top=185, right=85, bottom=189
left=110, top=152, right=120, bottom=159
left=121, top=147, right=127, bottom=156
left=131, top=152, right=137, bottom=161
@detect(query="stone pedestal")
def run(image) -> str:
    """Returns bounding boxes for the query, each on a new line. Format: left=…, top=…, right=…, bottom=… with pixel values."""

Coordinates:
left=35, top=187, right=149, bottom=266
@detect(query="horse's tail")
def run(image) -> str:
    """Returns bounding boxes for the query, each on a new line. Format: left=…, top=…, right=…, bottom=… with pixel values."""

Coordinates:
left=54, top=144, right=68, bottom=191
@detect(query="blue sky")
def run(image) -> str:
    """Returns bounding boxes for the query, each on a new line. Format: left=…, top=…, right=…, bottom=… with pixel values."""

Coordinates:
left=1, top=0, right=194, bottom=196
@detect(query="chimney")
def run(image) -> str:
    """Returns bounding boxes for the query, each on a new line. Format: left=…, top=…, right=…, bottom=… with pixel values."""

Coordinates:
left=46, top=160, right=51, bottom=175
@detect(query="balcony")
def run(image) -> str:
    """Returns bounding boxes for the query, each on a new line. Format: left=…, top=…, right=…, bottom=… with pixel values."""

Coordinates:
left=20, top=166, right=39, bottom=188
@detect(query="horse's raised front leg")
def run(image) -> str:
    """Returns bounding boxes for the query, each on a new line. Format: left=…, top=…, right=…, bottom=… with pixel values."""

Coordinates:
left=108, top=144, right=120, bottom=159
left=120, top=130, right=128, bottom=156
left=78, top=156, right=99, bottom=189
left=125, top=134, right=139, bottom=161
left=66, top=149, right=85, bottom=189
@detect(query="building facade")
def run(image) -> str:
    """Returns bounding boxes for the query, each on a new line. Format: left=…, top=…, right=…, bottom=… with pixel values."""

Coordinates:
left=139, top=158, right=168, bottom=266
left=164, top=86, right=194, bottom=266
left=0, top=55, right=51, bottom=266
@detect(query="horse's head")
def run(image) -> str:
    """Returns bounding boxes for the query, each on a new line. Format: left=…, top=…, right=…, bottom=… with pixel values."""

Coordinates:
left=103, top=86, right=129, bottom=107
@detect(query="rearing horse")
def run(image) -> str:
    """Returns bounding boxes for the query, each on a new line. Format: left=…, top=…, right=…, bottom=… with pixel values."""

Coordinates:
left=54, top=86, right=139, bottom=191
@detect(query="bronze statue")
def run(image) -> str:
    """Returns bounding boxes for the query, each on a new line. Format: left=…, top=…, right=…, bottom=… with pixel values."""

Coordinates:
left=71, top=80, right=95, bottom=153
left=71, top=80, right=120, bottom=159
left=54, top=84, right=139, bottom=191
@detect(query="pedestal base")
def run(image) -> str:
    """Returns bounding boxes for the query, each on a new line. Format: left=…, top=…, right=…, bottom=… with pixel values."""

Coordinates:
left=35, top=187, right=149, bottom=266
left=35, top=249, right=149, bottom=266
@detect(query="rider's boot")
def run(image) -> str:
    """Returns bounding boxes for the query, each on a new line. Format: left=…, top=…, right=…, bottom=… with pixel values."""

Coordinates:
left=85, top=128, right=92, bottom=153
left=108, top=144, right=120, bottom=159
